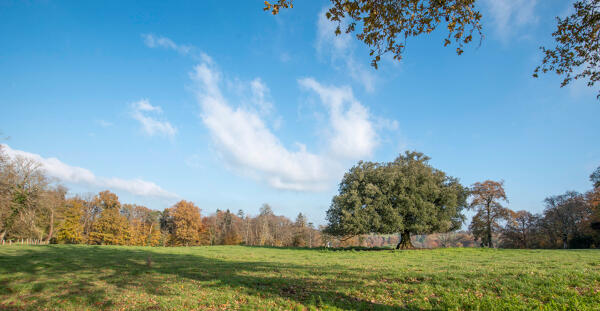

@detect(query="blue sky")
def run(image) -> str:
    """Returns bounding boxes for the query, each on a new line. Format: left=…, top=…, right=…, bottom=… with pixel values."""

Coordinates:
left=1, top=0, right=598, bottom=225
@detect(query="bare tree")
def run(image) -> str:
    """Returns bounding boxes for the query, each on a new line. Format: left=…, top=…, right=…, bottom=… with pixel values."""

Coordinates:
left=0, top=155, right=48, bottom=241
left=501, top=210, right=540, bottom=249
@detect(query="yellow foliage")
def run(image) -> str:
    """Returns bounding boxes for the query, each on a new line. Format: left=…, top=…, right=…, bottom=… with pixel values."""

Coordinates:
left=56, top=198, right=84, bottom=244
left=88, top=206, right=130, bottom=245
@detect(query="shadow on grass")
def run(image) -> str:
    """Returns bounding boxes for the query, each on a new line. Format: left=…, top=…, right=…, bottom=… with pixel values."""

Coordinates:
left=241, top=245, right=396, bottom=252
left=0, top=245, right=425, bottom=310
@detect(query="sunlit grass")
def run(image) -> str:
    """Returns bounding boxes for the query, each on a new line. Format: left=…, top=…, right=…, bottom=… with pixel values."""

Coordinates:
left=0, top=245, right=599, bottom=310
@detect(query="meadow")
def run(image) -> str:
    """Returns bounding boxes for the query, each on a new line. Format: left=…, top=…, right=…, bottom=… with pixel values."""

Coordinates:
left=0, top=245, right=599, bottom=310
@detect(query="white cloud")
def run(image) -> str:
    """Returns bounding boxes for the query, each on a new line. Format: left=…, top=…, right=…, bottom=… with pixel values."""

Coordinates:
left=375, top=117, right=399, bottom=131
left=142, top=33, right=192, bottom=55
left=190, top=59, right=388, bottom=191
left=298, top=78, right=377, bottom=158
left=1, top=144, right=178, bottom=198
left=316, top=8, right=352, bottom=54
left=483, top=0, right=538, bottom=42
left=134, top=99, right=162, bottom=113
left=131, top=99, right=177, bottom=138
left=191, top=62, right=336, bottom=191
left=315, top=8, right=376, bottom=92
left=142, top=34, right=212, bottom=62
left=250, top=78, right=274, bottom=115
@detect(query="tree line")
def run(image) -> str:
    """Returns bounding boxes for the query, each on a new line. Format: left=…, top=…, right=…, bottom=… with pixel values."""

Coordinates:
left=0, top=146, right=400, bottom=248
left=1, top=145, right=599, bottom=249
left=468, top=180, right=600, bottom=249
left=0, top=145, right=322, bottom=247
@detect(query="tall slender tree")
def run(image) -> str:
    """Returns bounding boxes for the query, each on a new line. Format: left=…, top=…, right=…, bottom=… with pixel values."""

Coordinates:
left=468, top=180, right=510, bottom=248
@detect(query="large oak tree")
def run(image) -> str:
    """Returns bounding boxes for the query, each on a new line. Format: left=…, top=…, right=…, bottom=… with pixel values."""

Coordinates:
left=325, top=151, right=467, bottom=249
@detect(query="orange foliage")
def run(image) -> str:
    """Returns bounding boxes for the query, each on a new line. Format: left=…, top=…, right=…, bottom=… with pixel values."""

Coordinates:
left=166, top=200, right=205, bottom=246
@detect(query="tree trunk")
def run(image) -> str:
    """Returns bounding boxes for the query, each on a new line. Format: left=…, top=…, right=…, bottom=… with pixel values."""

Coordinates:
left=396, top=231, right=414, bottom=249
left=487, top=222, right=493, bottom=248
left=44, top=209, right=54, bottom=243
left=0, top=230, right=5, bottom=242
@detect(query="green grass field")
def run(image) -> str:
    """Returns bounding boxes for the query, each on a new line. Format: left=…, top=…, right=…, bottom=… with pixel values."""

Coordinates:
left=0, top=245, right=599, bottom=310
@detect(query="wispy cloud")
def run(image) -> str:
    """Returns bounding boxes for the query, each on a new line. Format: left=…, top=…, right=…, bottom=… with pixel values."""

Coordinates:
left=130, top=99, right=176, bottom=138
left=315, top=8, right=376, bottom=92
left=482, top=0, right=538, bottom=43
left=191, top=58, right=390, bottom=191
left=142, top=33, right=192, bottom=55
left=1, top=144, right=178, bottom=198
left=298, top=78, right=378, bottom=159
left=142, top=33, right=211, bottom=62
left=191, top=62, right=334, bottom=191
left=250, top=78, right=274, bottom=115
left=96, top=120, right=113, bottom=128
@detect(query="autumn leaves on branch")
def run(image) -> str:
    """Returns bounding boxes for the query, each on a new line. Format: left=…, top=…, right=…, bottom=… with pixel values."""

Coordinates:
left=266, top=0, right=600, bottom=98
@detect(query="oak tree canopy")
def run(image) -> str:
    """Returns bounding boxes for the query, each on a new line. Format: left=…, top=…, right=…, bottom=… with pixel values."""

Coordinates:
left=325, top=151, right=468, bottom=249
left=266, top=0, right=600, bottom=98
left=265, top=0, right=482, bottom=69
